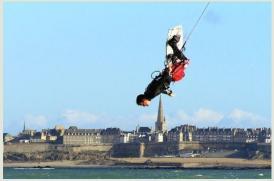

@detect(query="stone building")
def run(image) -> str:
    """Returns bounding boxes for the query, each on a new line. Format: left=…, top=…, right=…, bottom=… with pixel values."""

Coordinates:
left=152, top=132, right=164, bottom=142
left=63, top=126, right=122, bottom=145
left=167, top=128, right=183, bottom=142
left=245, top=128, right=258, bottom=142
left=262, top=128, right=272, bottom=143
left=193, top=128, right=209, bottom=142
left=100, top=128, right=121, bottom=144
left=16, top=121, right=36, bottom=143
left=233, top=128, right=247, bottom=143
left=42, top=129, right=59, bottom=142
left=135, top=127, right=152, bottom=143
left=63, top=126, right=102, bottom=145
left=3, top=133, right=14, bottom=143
left=21, top=129, right=36, bottom=137
left=30, top=132, right=45, bottom=143
left=137, top=127, right=152, bottom=134
left=257, top=128, right=271, bottom=143
left=193, top=127, right=234, bottom=143
left=120, top=132, right=132, bottom=143
left=20, top=121, right=36, bottom=137
left=55, top=125, right=65, bottom=136
left=168, top=125, right=196, bottom=142
left=265, top=134, right=271, bottom=144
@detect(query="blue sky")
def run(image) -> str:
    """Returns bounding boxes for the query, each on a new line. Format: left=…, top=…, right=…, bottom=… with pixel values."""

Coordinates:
left=4, top=2, right=271, bottom=135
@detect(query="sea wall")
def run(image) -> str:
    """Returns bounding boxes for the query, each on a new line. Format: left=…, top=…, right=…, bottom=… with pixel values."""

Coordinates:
left=111, top=141, right=265, bottom=157
left=257, top=143, right=271, bottom=159
left=4, top=143, right=112, bottom=153
left=111, top=142, right=181, bottom=157
left=112, top=143, right=144, bottom=157
left=4, top=142, right=270, bottom=160
left=178, top=141, right=203, bottom=150
left=68, top=144, right=112, bottom=152
left=178, top=142, right=256, bottom=151
left=4, top=143, right=52, bottom=153
left=144, top=142, right=179, bottom=156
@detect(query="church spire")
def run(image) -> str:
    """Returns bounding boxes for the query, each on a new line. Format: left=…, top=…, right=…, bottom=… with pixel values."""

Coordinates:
left=155, top=95, right=167, bottom=132
left=157, top=95, right=164, bottom=124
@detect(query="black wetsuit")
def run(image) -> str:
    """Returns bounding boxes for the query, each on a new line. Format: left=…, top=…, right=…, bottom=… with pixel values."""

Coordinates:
left=143, top=70, right=172, bottom=101
left=167, top=36, right=188, bottom=62
left=143, top=35, right=187, bottom=101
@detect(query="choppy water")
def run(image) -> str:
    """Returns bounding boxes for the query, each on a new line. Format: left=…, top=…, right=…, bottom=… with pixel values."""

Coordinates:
left=3, top=167, right=271, bottom=179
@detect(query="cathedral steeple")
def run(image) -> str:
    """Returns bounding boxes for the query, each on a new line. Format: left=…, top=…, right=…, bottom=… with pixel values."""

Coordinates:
left=155, top=95, right=167, bottom=132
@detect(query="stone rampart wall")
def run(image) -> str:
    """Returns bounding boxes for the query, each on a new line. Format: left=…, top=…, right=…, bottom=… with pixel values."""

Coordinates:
left=4, top=144, right=52, bottom=153
left=257, top=143, right=271, bottom=157
left=70, top=144, right=112, bottom=152
left=4, top=143, right=112, bottom=153
left=178, top=142, right=256, bottom=150
left=200, top=142, right=255, bottom=150
left=144, top=142, right=179, bottom=156
left=5, top=142, right=269, bottom=158
left=178, top=141, right=203, bottom=150
left=111, top=142, right=265, bottom=157
left=112, top=143, right=143, bottom=157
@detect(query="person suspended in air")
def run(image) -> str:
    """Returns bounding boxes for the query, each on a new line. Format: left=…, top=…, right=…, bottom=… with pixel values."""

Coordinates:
left=136, top=26, right=190, bottom=107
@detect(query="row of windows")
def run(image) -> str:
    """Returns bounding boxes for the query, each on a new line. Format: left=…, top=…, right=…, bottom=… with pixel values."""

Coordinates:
left=65, top=133, right=100, bottom=136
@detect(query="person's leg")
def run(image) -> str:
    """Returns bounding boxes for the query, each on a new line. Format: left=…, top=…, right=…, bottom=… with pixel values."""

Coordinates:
left=162, top=89, right=174, bottom=97
left=168, top=35, right=187, bottom=61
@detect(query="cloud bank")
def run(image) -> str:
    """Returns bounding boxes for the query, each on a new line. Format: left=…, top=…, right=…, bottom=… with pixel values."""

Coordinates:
left=169, top=108, right=269, bottom=129
left=224, top=108, right=268, bottom=128
left=23, top=114, right=49, bottom=130
left=174, top=108, right=224, bottom=127
left=16, top=108, right=269, bottom=134
left=59, top=109, right=102, bottom=128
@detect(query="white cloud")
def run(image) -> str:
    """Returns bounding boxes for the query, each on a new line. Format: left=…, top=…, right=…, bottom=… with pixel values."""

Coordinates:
left=57, top=108, right=269, bottom=130
left=194, top=108, right=224, bottom=122
left=173, top=108, right=269, bottom=128
left=24, top=114, right=48, bottom=130
left=175, top=108, right=224, bottom=127
left=61, top=109, right=99, bottom=126
left=229, top=108, right=259, bottom=121
left=176, top=111, right=191, bottom=121
left=226, top=108, right=268, bottom=128
left=18, top=108, right=269, bottom=134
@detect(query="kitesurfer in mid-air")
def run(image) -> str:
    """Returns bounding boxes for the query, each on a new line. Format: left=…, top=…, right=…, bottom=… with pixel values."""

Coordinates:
left=136, top=3, right=210, bottom=107
left=136, top=34, right=190, bottom=107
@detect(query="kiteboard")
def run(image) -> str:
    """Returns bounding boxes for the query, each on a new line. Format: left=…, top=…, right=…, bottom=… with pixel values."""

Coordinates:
left=166, top=25, right=183, bottom=57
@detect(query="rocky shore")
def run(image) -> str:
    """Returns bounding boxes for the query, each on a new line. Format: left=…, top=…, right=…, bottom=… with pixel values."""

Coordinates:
left=4, top=157, right=271, bottom=169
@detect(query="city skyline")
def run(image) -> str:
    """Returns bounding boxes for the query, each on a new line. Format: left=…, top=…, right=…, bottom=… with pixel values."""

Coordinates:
left=7, top=96, right=272, bottom=136
left=11, top=120, right=272, bottom=137
left=4, top=2, right=271, bottom=135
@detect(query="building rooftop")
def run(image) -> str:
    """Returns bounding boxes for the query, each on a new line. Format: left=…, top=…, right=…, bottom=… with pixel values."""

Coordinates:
left=65, top=128, right=102, bottom=134
left=138, top=127, right=152, bottom=133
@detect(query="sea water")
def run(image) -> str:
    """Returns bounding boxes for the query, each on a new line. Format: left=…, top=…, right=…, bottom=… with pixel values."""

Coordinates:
left=3, top=167, right=271, bottom=179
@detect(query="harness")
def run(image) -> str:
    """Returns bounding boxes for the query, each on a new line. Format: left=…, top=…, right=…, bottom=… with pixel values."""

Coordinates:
left=170, top=60, right=188, bottom=82
left=151, top=59, right=188, bottom=82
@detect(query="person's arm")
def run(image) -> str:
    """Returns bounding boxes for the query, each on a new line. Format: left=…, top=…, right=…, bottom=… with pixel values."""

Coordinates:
left=168, top=36, right=188, bottom=61
left=180, top=52, right=188, bottom=60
